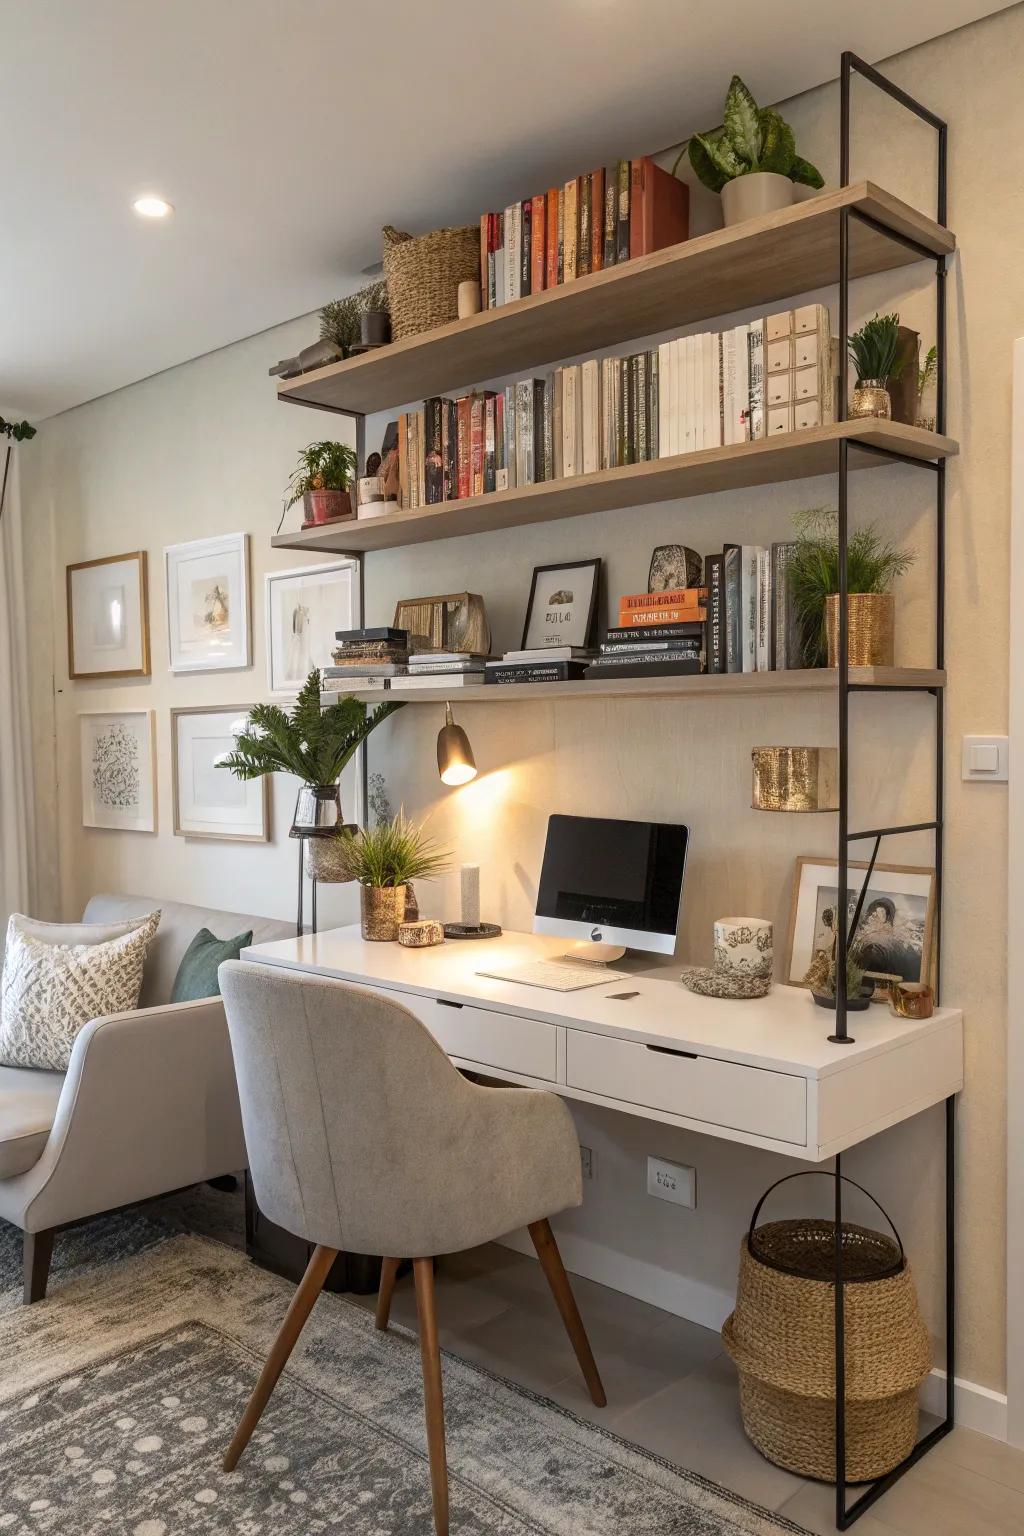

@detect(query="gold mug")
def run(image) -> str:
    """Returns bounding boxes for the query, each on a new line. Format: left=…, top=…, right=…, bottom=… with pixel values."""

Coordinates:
left=888, top=980, right=934, bottom=1019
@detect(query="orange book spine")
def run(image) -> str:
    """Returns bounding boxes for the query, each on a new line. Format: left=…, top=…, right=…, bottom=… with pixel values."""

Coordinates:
left=621, top=587, right=707, bottom=610
left=397, top=412, right=409, bottom=508
left=545, top=189, right=559, bottom=289
left=619, top=604, right=707, bottom=625
left=530, top=193, right=546, bottom=293
left=590, top=169, right=604, bottom=272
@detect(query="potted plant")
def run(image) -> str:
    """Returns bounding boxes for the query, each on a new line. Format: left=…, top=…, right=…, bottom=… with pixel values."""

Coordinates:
left=847, top=313, right=903, bottom=420
left=319, top=280, right=391, bottom=357
left=285, top=440, right=358, bottom=528
left=916, top=345, right=938, bottom=432
left=787, top=507, right=915, bottom=668
left=333, top=811, right=451, bottom=941
left=805, top=938, right=874, bottom=1012
left=216, top=670, right=404, bottom=882
left=679, top=76, right=823, bottom=227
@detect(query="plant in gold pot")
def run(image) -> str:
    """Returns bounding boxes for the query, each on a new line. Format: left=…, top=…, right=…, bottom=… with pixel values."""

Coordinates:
left=788, top=507, right=915, bottom=669
left=334, top=812, right=451, bottom=941
left=847, top=313, right=903, bottom=420
left=284, top=440, right=358, bottom=529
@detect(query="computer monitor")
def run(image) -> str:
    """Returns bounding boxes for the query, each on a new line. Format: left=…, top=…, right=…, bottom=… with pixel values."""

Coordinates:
left=533, top=813, right=689, bottom=958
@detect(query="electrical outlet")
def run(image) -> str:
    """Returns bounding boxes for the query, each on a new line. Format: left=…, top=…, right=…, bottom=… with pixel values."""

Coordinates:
left=647, top=1156, right=696, bottom=1208
left=580, top=1145, right=594, bottom=1180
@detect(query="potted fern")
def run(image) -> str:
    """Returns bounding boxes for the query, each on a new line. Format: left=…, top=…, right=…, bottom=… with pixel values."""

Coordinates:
left=333, top=812, right=451, bottom=941
left=285, top=440, right=358, bottom=528
left=679, top=76, right=823, bottom=227
left=788, top=508, right=915, bottom=668
left=848, top=313, right=902, bottom=420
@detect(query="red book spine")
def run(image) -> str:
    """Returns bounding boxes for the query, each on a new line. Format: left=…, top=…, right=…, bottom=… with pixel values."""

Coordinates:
left=629, top=159, right=646, bottom=262
left=530, top=193, right=546, bottom=293
left=456, top=397, right=471, bottom=499
left=545, top=189, right=559, bottom=289
left=590, top=169, right=604, bottom=272
left=470, top=394, right=485, bottom=497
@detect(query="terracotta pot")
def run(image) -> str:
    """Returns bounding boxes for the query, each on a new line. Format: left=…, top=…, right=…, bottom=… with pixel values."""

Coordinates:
left=720, top=172, right=793, bottom=227
left=825, top=593, right=895, bottom=668
left=360, top=884, right=407, bottom=942
left=303, top=488, right=353, bottom=526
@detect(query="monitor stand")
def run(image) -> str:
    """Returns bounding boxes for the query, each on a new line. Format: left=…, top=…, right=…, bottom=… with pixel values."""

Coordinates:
left=561, top=941, right=627, bottom=965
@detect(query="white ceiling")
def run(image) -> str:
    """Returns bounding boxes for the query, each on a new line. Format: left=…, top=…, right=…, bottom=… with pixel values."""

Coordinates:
left=2, top=0, right=1013, bottom=420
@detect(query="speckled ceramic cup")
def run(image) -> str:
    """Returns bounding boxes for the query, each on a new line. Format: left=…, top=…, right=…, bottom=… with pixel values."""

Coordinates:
left=713, top=917, right=774, bottom=980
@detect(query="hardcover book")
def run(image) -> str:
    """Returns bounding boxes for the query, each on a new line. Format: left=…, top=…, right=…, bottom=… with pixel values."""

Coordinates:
left=563, top=179, right=578, bottom=282
left=590, top=169, right=604, bottom=272
left=585, top=657, right=703, bottom=678
left=603, top=163, right=618, bottom=267
left=546, top=189, right=560, bottom=290
left=423, top=398, right=444, bottom=505
left=577, top=174, right=591, bottom=277
left=485, top=661, right=589, bottom=684
left=705, top=553, right=726, bottom=674
left=531, top=193, right=546, bottom=294
left=615, top=159, right=630, bottom=263
left=628, top=156, right=690, bottom=259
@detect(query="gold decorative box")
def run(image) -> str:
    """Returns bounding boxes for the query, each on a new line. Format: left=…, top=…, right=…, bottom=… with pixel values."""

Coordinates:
left=398, top=919, right=445, bottom=949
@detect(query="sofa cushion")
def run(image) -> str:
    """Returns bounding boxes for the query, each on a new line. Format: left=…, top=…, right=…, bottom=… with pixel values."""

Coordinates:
left=170, top=926, right=254, bottom=1003
left=0, top=1065, right=64, bottom=1178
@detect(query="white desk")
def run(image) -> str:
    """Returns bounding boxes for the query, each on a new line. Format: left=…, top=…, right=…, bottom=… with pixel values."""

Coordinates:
left=242, top=926, right=963, bottom=1163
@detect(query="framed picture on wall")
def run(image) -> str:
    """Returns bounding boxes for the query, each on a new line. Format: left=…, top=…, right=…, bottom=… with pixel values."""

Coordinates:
left=171, top=706, right=268, bottom=841
left=520, top=558, right=601, bottom=651
left=786, top=856, right=937, bottom=988
left=79, top=710, right=156, bottom=833
left=165, top=532, right=250, bottom=672
left=67, top=552, right=150, bottom=678
left=266, top=560, right=359, bottom=695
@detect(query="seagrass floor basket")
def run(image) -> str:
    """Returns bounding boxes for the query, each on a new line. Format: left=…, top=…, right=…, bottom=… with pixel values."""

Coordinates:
left=382, top=223, right=480, bottom=340
left=722, top=1173, right=931, bottom=1483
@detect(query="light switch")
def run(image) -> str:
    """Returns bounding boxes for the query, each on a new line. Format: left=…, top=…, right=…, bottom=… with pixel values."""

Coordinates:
left=961, top=735, right=1009, bottom=782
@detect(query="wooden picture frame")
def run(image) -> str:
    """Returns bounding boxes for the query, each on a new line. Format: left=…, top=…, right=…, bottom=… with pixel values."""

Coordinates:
left=785, top=855, right=937, bottom=988
left=520, top=559, right=601, bottom=651
left=171, top=705, right=269, bottom=842
left=165, top=532, right=251, bottom=673
left=79, top=709, right=156, bottom=833
left=67, top=551, right=150, bottom=679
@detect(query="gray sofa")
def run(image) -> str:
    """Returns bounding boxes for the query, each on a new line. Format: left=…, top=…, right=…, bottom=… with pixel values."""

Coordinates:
left=0, top=894, right=293, bottom=1302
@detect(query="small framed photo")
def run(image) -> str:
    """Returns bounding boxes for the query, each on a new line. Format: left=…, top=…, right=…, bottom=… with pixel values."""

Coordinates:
left=266, top=560, right=359, bottom=695
left=171, top=706, right=268, bottom=842
left=67, top=552, right=150, bottom=679
left=80, top=711, right=156, bottom=833
left=165, top=533, right=250, bottom=672
left=786, top=856, right=936, bottom=988
left=520, top=558, right=601, bottom=651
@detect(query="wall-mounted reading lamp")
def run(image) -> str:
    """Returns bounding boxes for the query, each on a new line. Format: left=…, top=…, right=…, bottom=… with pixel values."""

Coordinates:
left=437, top=702, right=477, bottom=786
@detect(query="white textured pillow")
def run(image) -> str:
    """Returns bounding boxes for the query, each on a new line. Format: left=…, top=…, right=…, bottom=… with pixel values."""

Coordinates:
left=0, top=910, right=161, bottom=1071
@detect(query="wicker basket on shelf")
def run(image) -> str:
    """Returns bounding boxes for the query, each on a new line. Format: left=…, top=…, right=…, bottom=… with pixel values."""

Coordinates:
left=722, top=1172, right=931, bottom=1484
left=382, top=223, right=481, bottom=340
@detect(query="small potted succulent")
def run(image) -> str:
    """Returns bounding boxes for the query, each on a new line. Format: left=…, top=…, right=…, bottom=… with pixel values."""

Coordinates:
left=847, top=313, right=903, bottom=420
left=805, top=935, right=874, bottom=1013
left=680, top=76, right=823, bottom=227
left=333, top=811, right=451, bottom=941
left=788, top=507, right=915, bottom=669
left=285, top=440, right=358, bottom=528
left=319, top=280, right=391, bottom=357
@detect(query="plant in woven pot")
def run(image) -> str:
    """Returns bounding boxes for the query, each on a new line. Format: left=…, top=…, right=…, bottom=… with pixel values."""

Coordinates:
left=787, top=507, right=916, bottom=669
left=847, top=312, right=904, bottom=420
left=284, top=440, right=358, bottom=528
left=331, top=811, right=451, bottom=941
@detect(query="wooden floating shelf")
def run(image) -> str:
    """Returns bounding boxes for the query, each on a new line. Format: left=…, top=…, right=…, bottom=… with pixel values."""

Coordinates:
left=279, top=183, right=954, bottom=419
left=321, top=667, right=945, bottom=708
left=274, top=420, right=957, bottom=556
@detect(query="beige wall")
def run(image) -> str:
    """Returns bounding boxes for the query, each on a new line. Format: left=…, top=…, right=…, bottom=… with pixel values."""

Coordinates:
left=21, top=6, right=1023, bottom=1393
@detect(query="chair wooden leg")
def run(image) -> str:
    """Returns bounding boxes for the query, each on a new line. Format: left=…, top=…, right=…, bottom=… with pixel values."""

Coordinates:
left=23, top=1229, right=55, bottom=1305
left=376, top=1257, right=401, bottom=1331
left=223, top=1243, right=337, bottom=1472
left=413, top=1257, right=449, bottom=1536
left=528, top=1218, right=607, bottom=1408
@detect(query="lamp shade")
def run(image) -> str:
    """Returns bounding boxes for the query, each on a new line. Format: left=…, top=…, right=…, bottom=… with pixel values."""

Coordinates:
left=437, top=703, right=477, bottom=786
left=751, top=747, right=839, bottom=812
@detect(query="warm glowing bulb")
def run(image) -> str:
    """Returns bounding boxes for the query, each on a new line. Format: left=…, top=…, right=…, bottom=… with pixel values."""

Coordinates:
left=133, top=195, right=174, bottom=219
left=440, top=761, right=477, bottom=787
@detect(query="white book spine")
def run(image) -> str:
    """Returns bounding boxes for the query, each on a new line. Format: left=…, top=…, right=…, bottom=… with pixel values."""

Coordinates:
left=742, top=545, right=759, bottom=673
left=682, top=336, right=695, bottom=455
left=671, top=337, right=683, bottom=456
left=721, top=330, right=736, bottom=445
left=504, top=205, right=517, bottom=305
left=733, top=324, right=750, bottom=441
left=600, top=359, right=613, bottom=470
left=702, top=331, right=717, bottom=449
left=690, top=335, right=702, bottom=451
left=503, top=385, right=517, bottom=489
left=748, top=319, right=765, bottom=440
left=581, top=358, right=600, bottom=475
left=657, top=342, right=671, bottom=459
left=756, top=546, right=771, bottom=671
left=562, top=365, right=580, bottom=478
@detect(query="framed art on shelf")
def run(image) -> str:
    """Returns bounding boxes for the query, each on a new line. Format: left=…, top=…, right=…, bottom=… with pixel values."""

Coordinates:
left=79, top=711, right=156, bottom=833
left=786, top=855, right=937, bottom=988
left=171, top=706, right=268, bottom=842
left=165, top=533, right=250, bottom=673
left=67, top=551, right=150, bottom=679
left=520, top=558, right=601, bottom=651
left=266, top=560, right=359, bottom=695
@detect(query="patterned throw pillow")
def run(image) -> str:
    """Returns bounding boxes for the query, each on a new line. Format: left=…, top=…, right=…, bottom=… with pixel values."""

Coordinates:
left=0, top=910, right=161, bottom=1071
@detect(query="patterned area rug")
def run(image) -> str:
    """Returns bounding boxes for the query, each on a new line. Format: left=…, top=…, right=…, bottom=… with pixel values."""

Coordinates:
left=0, top=1219, right=807, bottom=1535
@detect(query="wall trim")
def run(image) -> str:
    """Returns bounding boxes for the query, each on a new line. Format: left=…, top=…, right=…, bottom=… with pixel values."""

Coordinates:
left=921, top=1371, right=1008, bottom=1442
left=1008, top=335, right=1024, bottom=1448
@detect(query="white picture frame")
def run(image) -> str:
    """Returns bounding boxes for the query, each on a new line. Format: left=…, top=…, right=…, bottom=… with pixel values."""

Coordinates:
left=67, top=551, right=150, bottom=678
left=786, top=856, right=937, bottom=988
left=79, top=710, right=156, bottom=833
left=165, top=532, right=251, bottom=673
left=171, top=706, right=268, bottom=842
left=266, top=559, right=359, bottom=695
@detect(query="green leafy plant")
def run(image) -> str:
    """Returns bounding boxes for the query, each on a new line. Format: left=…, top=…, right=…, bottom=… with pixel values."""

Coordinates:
left=320, top=280, right=390, bottom=356
left=284, top=440, right=358, bottom=513
left=216, top=670, right=403, bottom=787
left=677, top=76, right=823, bottom=193
left=787, top=507, right=916, bottom=666
left=918, top=344, right=938, bottom=394
left=333, top=810, right=450, bottom=889
left=848, top=312, right=902, bottom=384
left=0, top=417, right=35, bottom=442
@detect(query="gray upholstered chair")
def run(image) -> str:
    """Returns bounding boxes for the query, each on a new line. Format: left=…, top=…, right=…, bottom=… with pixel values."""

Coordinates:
left=218, top=959, right=605, bottom=1536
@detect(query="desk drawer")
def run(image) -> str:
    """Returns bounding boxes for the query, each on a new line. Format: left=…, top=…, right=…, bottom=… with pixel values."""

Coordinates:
left=407, top=996, right=558, bottom=1082
left=565, top=1031, right=806, bottom=1145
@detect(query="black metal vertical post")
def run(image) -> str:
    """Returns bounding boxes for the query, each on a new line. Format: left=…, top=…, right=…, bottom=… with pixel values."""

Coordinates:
left=830, top=197, right=853, bottom=1046
left=834, top=1159, right=848, bottom=1527
left=355, top=414, right=371, bottom=828
left=295, top=841, right=304, bottom=938
left=840, top=53, right=852, bottom=189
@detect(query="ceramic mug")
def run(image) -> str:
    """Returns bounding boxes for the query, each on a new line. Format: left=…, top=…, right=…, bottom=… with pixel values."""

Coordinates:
left=713, top=917, right=774, bottom=980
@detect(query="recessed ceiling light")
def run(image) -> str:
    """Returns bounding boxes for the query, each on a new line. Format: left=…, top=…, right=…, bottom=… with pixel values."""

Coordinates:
left=132, top=195, right=174, bottom=219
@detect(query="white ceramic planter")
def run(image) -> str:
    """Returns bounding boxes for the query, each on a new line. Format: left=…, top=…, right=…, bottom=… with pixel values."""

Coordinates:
left=720, top=172, right=794, bottom=227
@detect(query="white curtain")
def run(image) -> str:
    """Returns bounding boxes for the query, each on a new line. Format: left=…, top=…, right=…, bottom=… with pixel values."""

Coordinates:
left=0, top=444, right=38, bottom=929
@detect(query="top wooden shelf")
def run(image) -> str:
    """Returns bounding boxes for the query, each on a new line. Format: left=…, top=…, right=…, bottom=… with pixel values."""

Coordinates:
left=279, top=182, right=954, bottom=419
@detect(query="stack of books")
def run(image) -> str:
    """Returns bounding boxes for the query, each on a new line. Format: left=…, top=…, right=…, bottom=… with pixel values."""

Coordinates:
left=703, top=545, right=802, bottom=675
left=583, top=587, right=706, bottom=680
left=323, top=626, right=410, bottom=690
left=402, top=652, right=487, bottom=688
left=485, top=645, right=593, bottom=686
left=479, top=157, right=689, bottom=309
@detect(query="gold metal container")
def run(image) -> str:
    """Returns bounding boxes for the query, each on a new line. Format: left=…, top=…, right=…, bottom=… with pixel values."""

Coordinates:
left=849, top=379, right=892, bottom=420
left=305, top=834, right=351, bottom=884
left=825, top=592, right=895, bottom=668
left=751, top=747, right=839, bottom=813
left=360, top=884, right=407, bottom=942
left=888, top=981, right=934, bottom=1019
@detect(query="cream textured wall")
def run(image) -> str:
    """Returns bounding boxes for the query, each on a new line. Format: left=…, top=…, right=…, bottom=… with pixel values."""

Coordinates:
left=20, top=6, right=1023, bottom=1394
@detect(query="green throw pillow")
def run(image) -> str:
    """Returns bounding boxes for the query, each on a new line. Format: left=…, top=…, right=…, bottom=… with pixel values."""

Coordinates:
left=170, top=927, right=253, bottom=1004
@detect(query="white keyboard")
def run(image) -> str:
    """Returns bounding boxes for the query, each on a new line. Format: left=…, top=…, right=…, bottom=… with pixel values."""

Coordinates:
left=477, top=959, right=631, bottom=992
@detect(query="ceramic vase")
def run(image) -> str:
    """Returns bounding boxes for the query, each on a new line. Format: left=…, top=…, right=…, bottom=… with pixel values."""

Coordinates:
left=303, top=488, right=353, bottom=526
left=720, top=172, right=793, bottom=227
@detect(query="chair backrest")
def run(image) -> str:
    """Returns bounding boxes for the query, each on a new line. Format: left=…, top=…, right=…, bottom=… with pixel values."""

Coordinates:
left=218, top=960, right=472, bottom=1256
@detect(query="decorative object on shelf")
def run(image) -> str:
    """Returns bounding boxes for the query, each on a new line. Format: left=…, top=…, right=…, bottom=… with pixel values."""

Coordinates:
left=398, top=918, right=445, bottom=948
left=887, top=327, right=920, bottom=425
left=682, top=75, right=823, bottom=228
left=171, top=706, right=268, bottom=842
left=381, top=222, right=480, bottom=341
left=283, top=440, right=358, bottom=530
left=807, top=946, right=873, bottom=1012
left=266, top=559, right=358, bottom=696
left=437, top=702, right=477, bottom=786
left=714, top=918, right=773, bottom=979
left=786, top=856, right=936, bottom=990
left=787, top=507, right=915, bottom=668
left=378, top=420, right=400, bottom=503
left=332, top=811, right=451, bottom=942
left=847, top=312, right=903, bottom=419
left=318, top=281, right=390, bottom=359
left=268, top=339, right=343, bottom=381
left=79, top=710, right=156, bottom=833
left=444, top=863, right=502, bottom=941
left=521, top=558, right=601, bottom=651
left=888, top=979, right=934, bottom=1019
left=457, top=279, right=482, bottom=319
left=357, top=476, right=383, bottom=507
left=66, top=551, right=150, bottom=679
left=681, top=965, right=773, bottom=1000
left=357, top=308, right=390, bottom=351
left=751, top=746, right=838, bottom=812
left=723, top=1172, right=931, bottom=1481
left=394, top=591, right=490, bottom=655
left=648, top=544, right=702, bottom=593
left=165, top=531, right=250, bottom=673
left=916, top=345, right=938, bottom=432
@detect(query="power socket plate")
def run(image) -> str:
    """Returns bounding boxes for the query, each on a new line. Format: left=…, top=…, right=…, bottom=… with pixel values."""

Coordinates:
left=647, top=1156, right=696, bottom=1208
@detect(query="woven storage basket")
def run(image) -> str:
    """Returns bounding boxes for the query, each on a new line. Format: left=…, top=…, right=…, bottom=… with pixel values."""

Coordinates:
left=382, top=224, right=480, bottom=341
left=722, top=1173, right=931, bottom=1483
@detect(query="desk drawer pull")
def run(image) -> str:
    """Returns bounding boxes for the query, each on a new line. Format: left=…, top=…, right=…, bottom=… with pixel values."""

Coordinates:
left=645, top=1044, right=698, bottom=1060
left=437, top=999, right=464, bottom=1010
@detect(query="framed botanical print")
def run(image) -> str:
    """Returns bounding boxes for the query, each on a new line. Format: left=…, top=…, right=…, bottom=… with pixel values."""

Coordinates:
left=520, top=559, right=601, bottom=651
left=67, top=552, right=150, bottom=678
left=266, top=560, right=359, bottom=695
left=171, top=706, right=268, bottom=842
left=786, top=856, right=937, bottom=988
left=165, top=533, right=250, bottom=673
left=79, top=711, right=156, bottom=833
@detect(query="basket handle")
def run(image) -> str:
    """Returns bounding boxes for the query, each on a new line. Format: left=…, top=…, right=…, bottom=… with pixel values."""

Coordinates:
left=747, top=1171, right=905, bottom=1265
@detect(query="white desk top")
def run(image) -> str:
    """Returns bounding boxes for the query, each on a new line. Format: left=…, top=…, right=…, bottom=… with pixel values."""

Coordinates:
left=243, top=925, right=961, bottom=1082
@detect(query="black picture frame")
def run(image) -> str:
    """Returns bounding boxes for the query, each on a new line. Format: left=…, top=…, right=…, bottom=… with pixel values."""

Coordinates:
left=520, top=559, right=601, bottom=651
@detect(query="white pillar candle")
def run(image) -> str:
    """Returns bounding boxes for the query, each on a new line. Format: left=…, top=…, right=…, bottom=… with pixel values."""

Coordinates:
left=461, top=864, right=481, bottom=928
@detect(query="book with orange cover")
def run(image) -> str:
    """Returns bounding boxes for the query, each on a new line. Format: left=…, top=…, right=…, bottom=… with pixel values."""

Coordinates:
left=545, top=189, right=559, bottom=289
left=628, top=156, right=690, bottom=261
left=470, top=394, right=486, bottom=497
left=589, top=169, right=604, bottom=272
left=456, top=397, right=472, bottom=499
left=619, top=604, right=707, bottom=625
left=531, top=193, right=546, bottom=294
left=620, top=587, right=708, bottom=611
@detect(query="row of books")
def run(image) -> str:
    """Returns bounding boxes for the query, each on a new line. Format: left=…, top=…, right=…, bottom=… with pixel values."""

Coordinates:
left=704, top=545, right=803, bottom=675
left=479, top=157, right=689, bottom=308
